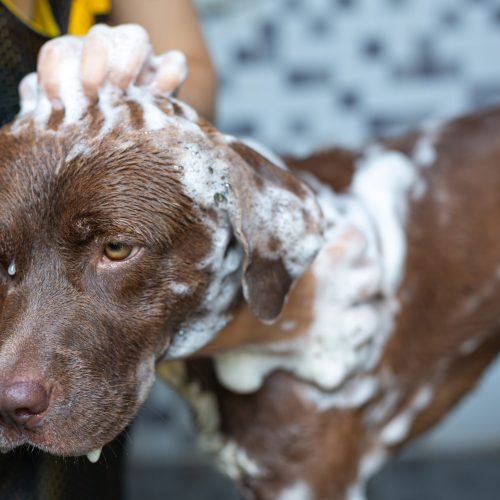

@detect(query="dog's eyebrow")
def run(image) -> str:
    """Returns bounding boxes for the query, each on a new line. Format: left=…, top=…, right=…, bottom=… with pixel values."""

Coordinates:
left=0, top=224, right=15, bottom=251
left=67, top=213, right=183, bottom=248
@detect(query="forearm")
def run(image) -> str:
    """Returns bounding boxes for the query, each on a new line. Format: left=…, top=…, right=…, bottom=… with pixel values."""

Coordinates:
left=177, top=56, right=217, bottom=122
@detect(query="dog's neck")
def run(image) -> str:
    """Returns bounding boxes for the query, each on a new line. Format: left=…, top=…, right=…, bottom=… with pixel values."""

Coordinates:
left=208, top=140, right=437, bottom=393
left=165, top=215, right=245, bottom=358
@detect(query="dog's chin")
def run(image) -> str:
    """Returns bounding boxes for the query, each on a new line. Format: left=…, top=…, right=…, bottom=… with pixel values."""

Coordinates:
left=0, top=422, right=123, bottom=458
left=0, top=360, right=158, bottom=459
left=0, top=432, right=27, bottom=454
left=0, top=399, right=140, bottom=458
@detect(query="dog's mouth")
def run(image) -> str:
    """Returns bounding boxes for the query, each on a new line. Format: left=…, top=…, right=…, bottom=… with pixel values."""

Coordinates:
left=0, top=421, right=122, bottom=464
left=0, top=420, right=112, bottom=462
left=0, top=441, right=104, bottom=464
left=0, top=371, right=153, bottom=462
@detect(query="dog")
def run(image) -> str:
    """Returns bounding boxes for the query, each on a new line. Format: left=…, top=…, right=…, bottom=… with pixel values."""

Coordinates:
left=0, top=26, right=322, bottom=460
left=1, top=25, right=500, bottom=500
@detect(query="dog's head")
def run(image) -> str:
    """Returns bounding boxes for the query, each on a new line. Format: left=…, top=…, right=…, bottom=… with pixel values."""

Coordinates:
left=0, top=84, right=324, bottom=456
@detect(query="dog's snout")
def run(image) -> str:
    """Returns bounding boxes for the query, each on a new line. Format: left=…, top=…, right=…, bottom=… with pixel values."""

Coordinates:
left=0, top=381, right=50, bottom=429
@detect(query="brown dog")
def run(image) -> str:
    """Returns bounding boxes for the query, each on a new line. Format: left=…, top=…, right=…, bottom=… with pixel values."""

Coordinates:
left=0, top=29, right=323, bottom=461
left=1, top=27, right=500, bottom=500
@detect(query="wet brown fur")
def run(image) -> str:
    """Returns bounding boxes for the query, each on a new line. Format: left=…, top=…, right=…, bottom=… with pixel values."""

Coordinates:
left=0, top=93, right=319, bottom=458
left=1, top=91, right=500, bottom=500
left=0, top=114, right=214, bottom=455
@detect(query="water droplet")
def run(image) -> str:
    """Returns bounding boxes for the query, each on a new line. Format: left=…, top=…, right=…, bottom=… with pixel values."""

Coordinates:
left=223, top=182, right=232, bottom=193
left=172, top=165, right=184, bottom=172
left=214, top=192, right=227, bottom=205
left=7, top=261, right=16, bottom=276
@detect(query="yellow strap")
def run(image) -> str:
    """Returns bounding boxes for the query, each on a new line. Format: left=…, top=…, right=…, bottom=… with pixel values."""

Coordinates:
left=33, top=0, right=60, bottom=36
left=0, top=0, right=59, bottom=36
left=0, top=0, right=111, bottom=36
left=89, top=0, right=109, bottom=14
left=68, top=0, right=111, bottom=35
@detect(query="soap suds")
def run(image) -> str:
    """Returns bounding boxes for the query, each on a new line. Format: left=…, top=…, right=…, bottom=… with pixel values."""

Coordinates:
left=346, top=448, right=388, bottom=500
left=411, top=119, right=443, bottom=200
left=169, top=282, right=192, bottom=296
left=457, top=264, right=500, bottom=320
left=166, top=219, right=244, bottom=357
left=216, top=440, right=263, bottom=480
left=238, top=136, right=288, bottom=169
left=346, top=385, right=435, bottom=500
left=277, top=481, right=313, bottom=500
left=380, top=385, right=434, bottom=445
left=281, top=320, right=298, bottom=332
left=215, top=146, right=420, bottom=395
left=412, top=119, right=442, bottom=168
left=300, top=377, right=379, bottom=411
left=157, top=361, right=263, bottom=481
left=460, top=338, right=481, bottom=355
left=165, top=132, right=323, bottom=356
left=364, top=389, right=400, bottom=426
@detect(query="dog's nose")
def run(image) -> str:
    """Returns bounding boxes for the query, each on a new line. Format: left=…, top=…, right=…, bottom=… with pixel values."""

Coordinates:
left=0, top=381, right=50, bottom=429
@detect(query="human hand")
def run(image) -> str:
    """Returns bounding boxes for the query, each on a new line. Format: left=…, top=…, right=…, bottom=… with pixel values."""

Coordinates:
left=19, top=24, right=189, bottom=115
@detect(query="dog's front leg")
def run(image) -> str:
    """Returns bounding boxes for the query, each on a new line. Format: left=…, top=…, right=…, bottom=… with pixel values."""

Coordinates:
left=178, top=326, right=500, bottom=500
left=170, top=359, right=366, bottom=500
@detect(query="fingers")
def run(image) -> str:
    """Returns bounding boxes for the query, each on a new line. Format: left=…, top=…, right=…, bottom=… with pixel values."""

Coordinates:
left=29, top=23, right=190, bottom=121
left=107, top=24, right=152, bottom=90
left=37, top=36, right=83, bottom=109
left=81, top=24, right=152, bottom=100
left=150, top=50, right=189, bottom=96
left=80, top=27, right=110, bottom=101
left=18, top=73, right=38, bottom=114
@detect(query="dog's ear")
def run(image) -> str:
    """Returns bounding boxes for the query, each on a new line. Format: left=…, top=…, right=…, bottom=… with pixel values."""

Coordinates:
left=227, top=141, right=324, bottom=323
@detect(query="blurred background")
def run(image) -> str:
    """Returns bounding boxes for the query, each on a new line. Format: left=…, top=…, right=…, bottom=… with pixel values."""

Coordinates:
left=127, top=0, right=500, bottom=498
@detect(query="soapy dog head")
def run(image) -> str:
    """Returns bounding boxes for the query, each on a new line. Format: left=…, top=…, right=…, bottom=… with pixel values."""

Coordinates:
left=0, top=28, right=323, bottom=458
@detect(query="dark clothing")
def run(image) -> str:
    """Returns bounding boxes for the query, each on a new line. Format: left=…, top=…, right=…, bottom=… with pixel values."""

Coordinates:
left=0, top=4, right=123, bottom=499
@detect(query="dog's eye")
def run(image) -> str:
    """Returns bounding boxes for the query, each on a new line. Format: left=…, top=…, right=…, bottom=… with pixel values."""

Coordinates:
left=103, top=242, right=134, bottom=261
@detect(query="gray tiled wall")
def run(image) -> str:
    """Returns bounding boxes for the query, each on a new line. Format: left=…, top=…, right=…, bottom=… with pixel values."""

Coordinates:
left=199, top=0, right=500, bottom=155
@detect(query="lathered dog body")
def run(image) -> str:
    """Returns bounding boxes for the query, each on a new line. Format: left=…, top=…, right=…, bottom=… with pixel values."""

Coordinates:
left=1, top=26, right=500, bottom=500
